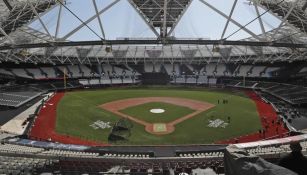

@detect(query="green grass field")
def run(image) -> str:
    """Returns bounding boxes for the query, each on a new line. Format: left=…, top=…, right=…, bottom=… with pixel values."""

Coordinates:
left=120, top=102, right=195, bottom=123
left=55, top=87, right=261, bottom=145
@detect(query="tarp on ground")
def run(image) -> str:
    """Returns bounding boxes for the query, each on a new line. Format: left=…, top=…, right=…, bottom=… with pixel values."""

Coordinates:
left=224, top=145, right=297, bottom=175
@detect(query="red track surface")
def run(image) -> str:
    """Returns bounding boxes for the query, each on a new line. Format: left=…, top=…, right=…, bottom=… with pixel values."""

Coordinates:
left=29, top=93, right=109, bottom=146
left=216, top=91, right=289, bottom=144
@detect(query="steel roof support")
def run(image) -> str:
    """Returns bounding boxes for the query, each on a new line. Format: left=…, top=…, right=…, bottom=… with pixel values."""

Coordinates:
left=1, top=39, right=307, bottom=50
left=221, top=0, right=238, bottom=39
left=256, top=1, right=306, bottom=41
left=199, top=0, right=263, bottom=41
left=0, top=27, right=14, bottom=44
left=92, top=0, right=106, bottom=39
left=253, top=1, right=266, bottom=38
left=162, top=0, right=168, bottom=38
left=28, top=0, right=54, bottom=40
left=2, top=0, right=12, bottom=10
left=55, top=3, right=63, bottom=39
left=270, top=0, right=298, bottom=40
left=167, top=0, right=193, bottom=37
left=127, top=0, right=160, bottom=37
left=303, top=1, right=307, bottom=11
left=62, top=0, right=120, bottom=40
left=26, top=0, right=59, bottom=28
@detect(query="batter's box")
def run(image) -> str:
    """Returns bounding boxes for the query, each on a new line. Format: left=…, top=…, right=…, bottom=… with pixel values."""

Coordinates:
left=153, top=123, right=167, bottom=132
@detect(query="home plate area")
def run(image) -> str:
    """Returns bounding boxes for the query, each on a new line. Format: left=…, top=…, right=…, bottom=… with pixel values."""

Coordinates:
left=153, top=123, right=167, bottom=132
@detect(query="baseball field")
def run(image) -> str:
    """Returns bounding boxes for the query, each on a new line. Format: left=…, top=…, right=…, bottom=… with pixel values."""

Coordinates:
left=53, top=87, right=262, bottom=145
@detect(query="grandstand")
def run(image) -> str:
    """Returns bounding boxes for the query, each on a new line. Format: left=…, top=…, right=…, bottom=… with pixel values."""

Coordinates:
left=0, top=0, right=306, bottom=174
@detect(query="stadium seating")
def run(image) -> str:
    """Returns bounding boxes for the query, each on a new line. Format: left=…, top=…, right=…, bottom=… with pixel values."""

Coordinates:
left=206, top=64, right=216, bottom=76
left=11, top=69, right=33, bottom=79
left=226, top=79, right=307, bottom=105
left=26, top=68, right=46, bottom=79
left=249, top=66, right=266, bottom=77
left=0, top=138, right=304, bottom=174
left=215, top=64, right=227, bottom=76
left=102, top=64, right=113, bottom=75
left=40, top=67, right=58, bottom=78
left=0, top=64, right=286, bottom=82
left=0, top=155, right=50, bottom=174
left=144, top=63, right=154, bottom=73
left=0, top=69, right=14, bottom=76
left=66, top=65, right=83, bottom=78
left=0, top=89, right=42, bottom=107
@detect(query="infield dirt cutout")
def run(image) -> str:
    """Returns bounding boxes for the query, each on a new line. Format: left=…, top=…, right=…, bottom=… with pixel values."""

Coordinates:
left=100, top=97, right=215, bottom=135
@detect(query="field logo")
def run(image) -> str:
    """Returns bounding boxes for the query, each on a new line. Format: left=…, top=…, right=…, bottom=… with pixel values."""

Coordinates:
left=90, top=120, right=111, bottom=130
left=208, top=119, right=228, bottom=128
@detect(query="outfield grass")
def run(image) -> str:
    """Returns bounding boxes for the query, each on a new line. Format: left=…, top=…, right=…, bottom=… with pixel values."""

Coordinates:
left=55, top=87, right=262, bottom=145
left=120, top=102, right=195, bottom=123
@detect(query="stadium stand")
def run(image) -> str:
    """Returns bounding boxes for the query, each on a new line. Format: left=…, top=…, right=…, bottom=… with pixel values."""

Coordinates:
left=1, top=0, right=307, bottom=174
left=0, top=86, right=42, bottom=108
left=0, top=134, right=303, bottom=174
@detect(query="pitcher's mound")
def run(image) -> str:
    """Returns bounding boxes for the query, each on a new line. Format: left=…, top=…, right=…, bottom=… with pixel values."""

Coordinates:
left=150, top=109, right=165, bottom=114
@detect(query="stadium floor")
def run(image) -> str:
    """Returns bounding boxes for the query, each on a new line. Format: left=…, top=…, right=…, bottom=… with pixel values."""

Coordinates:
left=28, top=88, right=288, bottom=146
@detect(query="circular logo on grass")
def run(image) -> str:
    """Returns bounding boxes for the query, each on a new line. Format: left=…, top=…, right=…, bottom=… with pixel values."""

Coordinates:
left=150, top=109, right=165, bottom=114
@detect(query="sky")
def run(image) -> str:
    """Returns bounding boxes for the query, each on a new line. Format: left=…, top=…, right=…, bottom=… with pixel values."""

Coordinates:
left=29, top=0, right=282, bottom=41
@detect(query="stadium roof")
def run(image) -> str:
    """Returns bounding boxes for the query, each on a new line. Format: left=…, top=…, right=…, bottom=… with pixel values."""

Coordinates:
left=0, top=0, right=307, bottom=64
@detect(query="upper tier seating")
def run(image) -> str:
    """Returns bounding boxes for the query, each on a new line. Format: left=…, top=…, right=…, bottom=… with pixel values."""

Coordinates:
left=67, top=65, right=82, bottom=78
left=263, top=67, right=280, bottom=77
left=40, top=67, right=57, bottom=78
left=237, top=65, right=252, bottom=77
left=249, top=66, right=266, bottom=77
left=0, top=69, right=14, bottom=76
left=144, top=63, right=154, bottom=73
left=27, top=68, right=46, bottom=79
left=102, top=64, right=113, bottom=75
left=11, top=69, right=32, bottom=79
left=206, top=64, right=216, bottom=76
left=0, top=64, right=285, bottom=81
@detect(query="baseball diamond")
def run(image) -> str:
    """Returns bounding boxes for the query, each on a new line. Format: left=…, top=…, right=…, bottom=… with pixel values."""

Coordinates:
left=100, top=97, right=215, bottom=135
left=36, top=87, right=268, bottom=145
